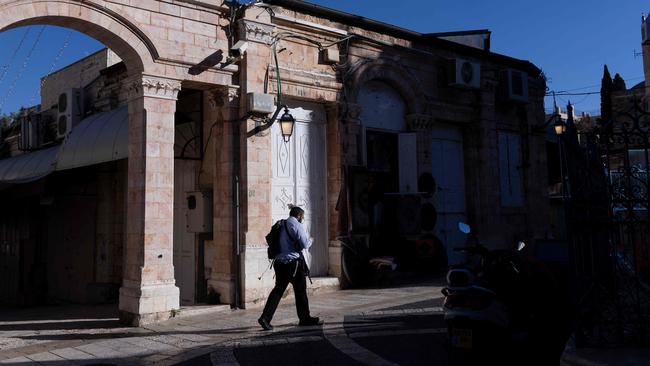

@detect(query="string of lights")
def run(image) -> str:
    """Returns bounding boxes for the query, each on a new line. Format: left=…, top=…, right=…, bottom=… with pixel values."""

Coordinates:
left=0, top=28, right=31, bottom=88
left=0, top=26, right=46, bottom=114
left=28, top=29, right=73, bottom=106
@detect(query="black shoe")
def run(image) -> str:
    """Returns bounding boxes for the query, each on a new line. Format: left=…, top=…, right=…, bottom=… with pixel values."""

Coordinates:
left=298, top=317, right=322, bottom=326
left=258, top=317, right=273, bottom=331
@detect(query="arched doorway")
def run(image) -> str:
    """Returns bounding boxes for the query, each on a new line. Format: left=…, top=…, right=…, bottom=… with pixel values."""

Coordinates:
left=0, top=0, right=182, bottom=325
left=355, top=80, right=420, bottom=268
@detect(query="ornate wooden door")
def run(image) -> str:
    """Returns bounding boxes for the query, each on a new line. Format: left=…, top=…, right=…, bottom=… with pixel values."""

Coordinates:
left=272, top=103, right=328, bottom=276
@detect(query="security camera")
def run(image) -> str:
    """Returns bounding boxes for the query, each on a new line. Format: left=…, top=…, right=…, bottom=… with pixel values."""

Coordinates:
left=230, top=40, right=249, bottom=58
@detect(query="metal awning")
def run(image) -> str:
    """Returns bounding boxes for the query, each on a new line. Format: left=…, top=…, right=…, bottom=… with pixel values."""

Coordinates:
left=57, top=106, right=128, bottom=171
left=0, top=106, right=128, bottom=184
left=0, top=146, right=60, bottom=184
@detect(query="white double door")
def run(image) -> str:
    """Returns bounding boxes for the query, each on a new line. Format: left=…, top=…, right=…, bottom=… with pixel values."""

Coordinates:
left=271, top=102, right=328, bottom=276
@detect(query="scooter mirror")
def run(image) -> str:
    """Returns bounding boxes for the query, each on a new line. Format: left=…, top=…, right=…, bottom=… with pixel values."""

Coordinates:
left=458, top=222, right=471, bottom=234
left=517, top=241, right=526, bottom=251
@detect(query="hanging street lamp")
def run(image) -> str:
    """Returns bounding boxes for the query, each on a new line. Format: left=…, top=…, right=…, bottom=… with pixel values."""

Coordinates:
left=554, top=117, right=566, bottom=135
left=278, top=106, right=295, bottom=143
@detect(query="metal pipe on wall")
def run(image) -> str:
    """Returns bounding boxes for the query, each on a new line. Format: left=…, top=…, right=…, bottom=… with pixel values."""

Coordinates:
left=234, top=174, right=241, bottom=308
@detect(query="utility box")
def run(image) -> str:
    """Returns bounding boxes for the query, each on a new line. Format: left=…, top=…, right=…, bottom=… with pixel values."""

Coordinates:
left=320, top=48, right=340, bottom=64
left=186, top=191, right=213, bottom=233
left=247, top=92, right=276, bottom=114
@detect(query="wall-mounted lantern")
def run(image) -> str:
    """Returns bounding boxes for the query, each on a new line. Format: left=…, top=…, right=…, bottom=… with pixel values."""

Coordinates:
left=278, top=107, right=295, bottom=143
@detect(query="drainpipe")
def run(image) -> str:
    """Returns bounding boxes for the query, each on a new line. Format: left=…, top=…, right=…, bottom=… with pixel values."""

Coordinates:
left=233, top=174, right=242, bottom=308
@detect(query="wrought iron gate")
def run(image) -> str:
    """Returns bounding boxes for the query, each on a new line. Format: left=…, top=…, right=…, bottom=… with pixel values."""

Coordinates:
left=568, top=100, right=650, bottom=346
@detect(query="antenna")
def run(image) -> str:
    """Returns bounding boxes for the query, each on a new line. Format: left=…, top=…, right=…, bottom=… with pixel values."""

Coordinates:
left=634, top=49, right=644, bottom=59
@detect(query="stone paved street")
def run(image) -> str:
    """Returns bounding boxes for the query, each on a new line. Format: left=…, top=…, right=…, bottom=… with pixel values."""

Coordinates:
left=0, top=280, right=445, bottom=365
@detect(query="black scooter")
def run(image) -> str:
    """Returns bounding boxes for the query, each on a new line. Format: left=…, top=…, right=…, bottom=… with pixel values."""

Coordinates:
left=442, top=223, right=567, bottom=366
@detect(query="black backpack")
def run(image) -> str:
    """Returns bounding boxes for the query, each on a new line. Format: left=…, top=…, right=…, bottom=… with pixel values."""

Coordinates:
left=265, top=219, right=286, bottom=259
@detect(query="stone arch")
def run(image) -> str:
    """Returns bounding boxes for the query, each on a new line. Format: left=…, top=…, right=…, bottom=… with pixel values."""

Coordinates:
left=0, top=0, right=159, bottom=74
left=358, top=80, right=407, bottom=131
left=346, top=57, right=427, bottom=115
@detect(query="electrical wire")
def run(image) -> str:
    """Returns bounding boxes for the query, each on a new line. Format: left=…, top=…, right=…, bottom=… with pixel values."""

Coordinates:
left=29, top=29, right=73, bottom=106
left=569, top=93, right=594, bottom=106
left=268, top=32, right=356, bottom=107
left=547, top=76, right=646, bottom=97
left=0, top=28, right=31, bottom=87
left=0, top=26, right=46, bottom=114
left=272, top=41, right=282, bottom=106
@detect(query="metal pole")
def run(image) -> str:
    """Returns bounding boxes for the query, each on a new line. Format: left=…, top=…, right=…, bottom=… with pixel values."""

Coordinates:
left=234, top=175, right=241, bottom=308
left=559, top=131, right=580, bottom=344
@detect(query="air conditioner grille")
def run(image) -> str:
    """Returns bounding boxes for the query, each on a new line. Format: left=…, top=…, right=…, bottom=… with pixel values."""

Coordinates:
left=58, top=93, right=67, bottom=113
left=58, top=115, right=68, bottom=135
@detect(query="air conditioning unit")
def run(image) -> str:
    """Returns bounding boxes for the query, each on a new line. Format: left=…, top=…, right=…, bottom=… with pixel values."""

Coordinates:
left=447, top=58, right=481, bottom=89
left=41, top=109, right=57, bottom=145
left=56, top=88, right=83, bottom=139
left=500, top=69, right=529, bottom=103
left=19, top=114, right=41, bottom=150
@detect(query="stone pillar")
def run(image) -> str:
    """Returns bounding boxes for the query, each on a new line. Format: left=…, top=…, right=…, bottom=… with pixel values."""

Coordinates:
left=472, top=79, right=500, bottom=245
left=206, top=85, right=240, bottom=305
left=325, top=103, right=343, bottom=277
left=237, top=15, right=277, bottom=306
left=119, top=74, right=182, bottom=326
left=339, top=102, right=363, bottom=166
left=406, top=113, right=435, bottom=178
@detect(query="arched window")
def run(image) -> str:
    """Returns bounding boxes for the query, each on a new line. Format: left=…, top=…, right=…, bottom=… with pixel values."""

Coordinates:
left=358, top=80, right=407, bottom=131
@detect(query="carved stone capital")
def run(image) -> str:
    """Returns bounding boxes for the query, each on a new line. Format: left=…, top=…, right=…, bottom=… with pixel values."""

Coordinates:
left=208, top=85, right=240, bottom=110
left=406, top=114, right=434, bottom=130
left=424, top=102, right=440, bottom=116
left=339, top=102, right=362, bottom=124
left=237, top=19, right=275, bottom=44
left=126, top=75, right=182, bottom=101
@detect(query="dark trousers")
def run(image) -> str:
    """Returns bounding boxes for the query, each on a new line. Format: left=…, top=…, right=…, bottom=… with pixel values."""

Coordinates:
left=260, top=260, right=311, bottom=322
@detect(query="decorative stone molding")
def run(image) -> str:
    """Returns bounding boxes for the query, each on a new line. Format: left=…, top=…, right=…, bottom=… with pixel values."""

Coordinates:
left=424, top=102, right=439, bottom=116
left=208, top=85, right=240, bottom=110
left=237, top=19, right=275, bottom=45
left=344, top=57, right=428, bottom=115
left=126, top=75, right=182, bottom=101
left=406, top=113, right=434, bottom=130
left=339, top=102, right=362, bottom=124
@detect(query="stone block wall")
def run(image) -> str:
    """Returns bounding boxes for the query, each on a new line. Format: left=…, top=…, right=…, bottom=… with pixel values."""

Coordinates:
left=41, top=48, right=121, bottom=110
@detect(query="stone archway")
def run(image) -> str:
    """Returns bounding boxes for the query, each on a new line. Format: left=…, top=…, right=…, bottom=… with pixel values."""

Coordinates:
left=0, top=0, right=157, bottom=73
left=0, top=0, right=183, bottom=325
left=345, top=57, right=427, bottom=117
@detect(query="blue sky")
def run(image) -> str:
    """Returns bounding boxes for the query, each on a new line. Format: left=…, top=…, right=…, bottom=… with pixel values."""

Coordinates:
left=0, top=0, right=647, bottom=116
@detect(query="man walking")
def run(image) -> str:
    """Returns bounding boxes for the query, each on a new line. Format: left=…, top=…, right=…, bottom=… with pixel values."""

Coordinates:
left=258, top=206, right=322, bottom=330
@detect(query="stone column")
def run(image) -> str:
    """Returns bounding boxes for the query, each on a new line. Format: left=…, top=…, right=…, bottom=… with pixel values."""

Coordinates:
left=237, top=15, right=277, bottom=306
left=406, top=113, right=435, bottom=177
left=119, top=74, right=182, bottom=326
left=339, top=102, right=363, bottom=166
left=473, top=79, right=500, bottom=244
left=325, top=103, right=342, bottom=277
left=206, top=85, right=240, bottom=305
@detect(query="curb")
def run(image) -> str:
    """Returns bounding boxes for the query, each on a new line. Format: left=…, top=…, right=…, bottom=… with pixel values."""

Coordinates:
left=561, top=352, right=603, bottom=366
